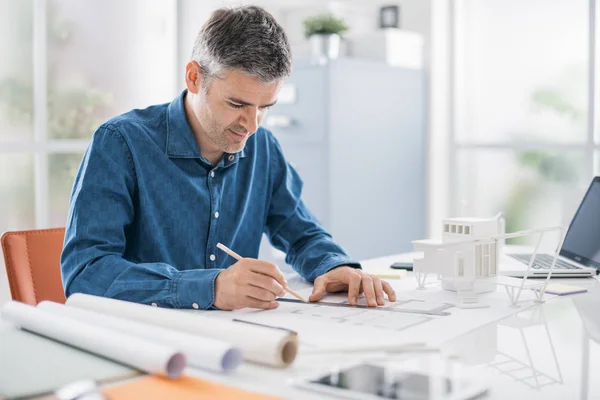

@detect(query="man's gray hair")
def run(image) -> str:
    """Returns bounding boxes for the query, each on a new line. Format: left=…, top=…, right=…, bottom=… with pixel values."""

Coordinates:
left=191, top=5, right=292, bottom=85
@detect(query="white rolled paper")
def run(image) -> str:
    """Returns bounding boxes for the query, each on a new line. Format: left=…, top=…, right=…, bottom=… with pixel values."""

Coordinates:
left=67, top=293, right=298, bottom=367
left=1, top=301, right=186, bottom=378
left=38, top=301, right=242, bottom=372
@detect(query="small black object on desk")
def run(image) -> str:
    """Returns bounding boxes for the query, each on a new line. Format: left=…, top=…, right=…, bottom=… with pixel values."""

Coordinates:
left=390, top=261, right=413, bottom=271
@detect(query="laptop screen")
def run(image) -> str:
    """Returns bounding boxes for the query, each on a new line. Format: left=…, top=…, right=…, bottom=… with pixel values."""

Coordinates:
left=561, top=177, right=600, bottom=270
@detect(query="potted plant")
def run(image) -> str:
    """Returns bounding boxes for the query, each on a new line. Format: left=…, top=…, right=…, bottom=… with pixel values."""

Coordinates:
left=303, top=13, right=348, bottom=65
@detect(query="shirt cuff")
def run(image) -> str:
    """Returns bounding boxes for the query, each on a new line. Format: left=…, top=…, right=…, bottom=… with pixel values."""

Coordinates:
left=172, top=269, right=222, bottom=309
left=313, top=255, right=362, bottom=281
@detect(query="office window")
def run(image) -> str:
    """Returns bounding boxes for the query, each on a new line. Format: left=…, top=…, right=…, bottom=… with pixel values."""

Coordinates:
left=0, top=154, right=35, bottom=230
left=0, top=1, right=33, bottom=144
left=451, top=0, right=596, bottom=246
left=48, top=153, right=82, bottom=227
left=457, top=149, right=588, bottom=233
left=0, top=1, right=34, bottom=232
left=0, top=0, right=176, bottom=233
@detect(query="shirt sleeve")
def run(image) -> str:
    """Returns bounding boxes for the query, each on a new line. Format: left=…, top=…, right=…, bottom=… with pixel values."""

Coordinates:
left=264, top=133, right=361, bottom=282
left=61, top=126, right=220, bottom=309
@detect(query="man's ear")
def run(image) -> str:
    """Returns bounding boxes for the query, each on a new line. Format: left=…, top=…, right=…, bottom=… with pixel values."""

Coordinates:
left=185, top=61, right=204, bottom=94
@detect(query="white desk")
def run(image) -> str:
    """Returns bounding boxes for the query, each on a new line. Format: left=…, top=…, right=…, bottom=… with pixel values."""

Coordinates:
left=4, top=254, right=598, bottom=399
left=181, top=254, right=600, bottom=399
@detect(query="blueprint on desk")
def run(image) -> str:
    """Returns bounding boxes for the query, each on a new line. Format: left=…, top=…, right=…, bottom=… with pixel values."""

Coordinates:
left=214, top=277, right=557, bottom=350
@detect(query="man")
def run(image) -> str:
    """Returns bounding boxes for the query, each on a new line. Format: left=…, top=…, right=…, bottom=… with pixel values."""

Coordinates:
left=61, top=5, right=396, bottom=310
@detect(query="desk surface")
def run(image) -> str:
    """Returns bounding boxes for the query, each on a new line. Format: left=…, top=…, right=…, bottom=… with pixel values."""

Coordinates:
left=4, top=254, right=599, bottom=399
left=183, top=254, right=600, bottom=399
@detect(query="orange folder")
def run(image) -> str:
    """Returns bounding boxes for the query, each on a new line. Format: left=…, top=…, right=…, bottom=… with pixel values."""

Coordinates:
left=104, top=375, right=282, bottom=400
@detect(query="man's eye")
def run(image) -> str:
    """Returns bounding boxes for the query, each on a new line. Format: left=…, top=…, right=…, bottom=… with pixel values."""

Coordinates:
left=228, top=102, right=244, bottom=109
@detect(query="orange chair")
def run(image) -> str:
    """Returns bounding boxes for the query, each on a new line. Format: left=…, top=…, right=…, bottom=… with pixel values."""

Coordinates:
left=1, top=228, right=66, bottom=305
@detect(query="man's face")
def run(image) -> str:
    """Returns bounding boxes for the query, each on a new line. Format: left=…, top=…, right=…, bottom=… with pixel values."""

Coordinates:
left=186, top=65, right=281, bottom=155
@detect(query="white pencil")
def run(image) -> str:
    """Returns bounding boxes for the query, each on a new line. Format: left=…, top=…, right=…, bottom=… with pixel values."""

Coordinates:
left=216, top=242, right=308, bottom=303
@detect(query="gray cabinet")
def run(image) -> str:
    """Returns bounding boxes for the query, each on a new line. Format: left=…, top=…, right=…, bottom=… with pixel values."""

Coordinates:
left=260, top=59, right=426, bottom=263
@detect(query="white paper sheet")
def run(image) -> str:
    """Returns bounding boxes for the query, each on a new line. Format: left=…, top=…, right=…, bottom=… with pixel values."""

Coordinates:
left=66, top=293, right=298, bottom=368
left=1, top=301, right=185, bottom=378
left=218, top=277, right=557, bottom=351
left=38, top=301, right=241, bottom=372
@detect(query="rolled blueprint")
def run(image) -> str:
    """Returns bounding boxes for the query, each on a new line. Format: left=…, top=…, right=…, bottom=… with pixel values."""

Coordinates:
left=67, top=293, right=298, bottom=367
left=1, top=301, right=186, bottom=378
left=38, top=301, right=242, bottom=372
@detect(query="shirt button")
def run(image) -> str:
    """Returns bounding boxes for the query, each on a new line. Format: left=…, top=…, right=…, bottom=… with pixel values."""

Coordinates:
left=214, top=211, right=219, bottom=218
left=210, top=171, right=215, bottom=178
left=192, top=303, right=199, bottom=309
left=210, top=254, right=216, bottom=261
left=228, top=155, right=235, bottom=161
left=151, top=302, right=157, bottom=307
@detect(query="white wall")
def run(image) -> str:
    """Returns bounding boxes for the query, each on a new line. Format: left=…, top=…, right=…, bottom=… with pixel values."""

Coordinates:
left=177, top=0, right=432, bottom=89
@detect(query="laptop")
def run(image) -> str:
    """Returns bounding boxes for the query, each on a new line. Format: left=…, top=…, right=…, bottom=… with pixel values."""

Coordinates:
left=499, top=176, right=600, bottom=278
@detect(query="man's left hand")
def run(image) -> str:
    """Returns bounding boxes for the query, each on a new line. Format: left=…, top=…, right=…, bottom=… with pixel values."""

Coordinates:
left=308, top=266, right=397, bottom=307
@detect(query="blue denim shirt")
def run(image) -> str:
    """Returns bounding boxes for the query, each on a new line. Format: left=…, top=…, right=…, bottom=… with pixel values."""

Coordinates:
left=61, top=90, right=360, bottom=309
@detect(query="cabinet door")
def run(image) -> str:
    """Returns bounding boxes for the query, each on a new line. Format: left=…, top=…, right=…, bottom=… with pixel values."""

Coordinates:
left=328, top=60, right=426, bottom=260
left=263, top=65, right=328, bottom=144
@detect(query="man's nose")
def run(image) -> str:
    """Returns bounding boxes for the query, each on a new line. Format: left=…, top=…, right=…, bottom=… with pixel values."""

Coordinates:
left=241, top=107, right=259, bottom=134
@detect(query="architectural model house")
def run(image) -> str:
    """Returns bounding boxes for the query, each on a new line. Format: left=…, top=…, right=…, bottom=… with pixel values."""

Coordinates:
left=412, top=215, right=565, bottom=307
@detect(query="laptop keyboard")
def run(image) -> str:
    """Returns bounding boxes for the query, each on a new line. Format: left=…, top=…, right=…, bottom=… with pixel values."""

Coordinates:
left=508, top=254, right=580, bottom=270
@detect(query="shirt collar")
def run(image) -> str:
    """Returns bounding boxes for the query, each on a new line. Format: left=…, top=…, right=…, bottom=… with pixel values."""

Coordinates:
left=165, top=90, right=247, bottom=162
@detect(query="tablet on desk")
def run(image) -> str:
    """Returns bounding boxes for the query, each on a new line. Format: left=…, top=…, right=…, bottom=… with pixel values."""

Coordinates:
left=295, top=362, right=487, bottom=400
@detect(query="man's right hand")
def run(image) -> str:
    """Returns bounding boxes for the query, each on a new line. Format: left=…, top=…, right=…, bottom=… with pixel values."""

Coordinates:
left=213, top=258, right=287, bottom=310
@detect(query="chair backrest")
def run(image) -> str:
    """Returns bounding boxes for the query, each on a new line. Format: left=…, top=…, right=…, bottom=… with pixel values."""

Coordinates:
left=1, top=228, right=66, bottom=305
